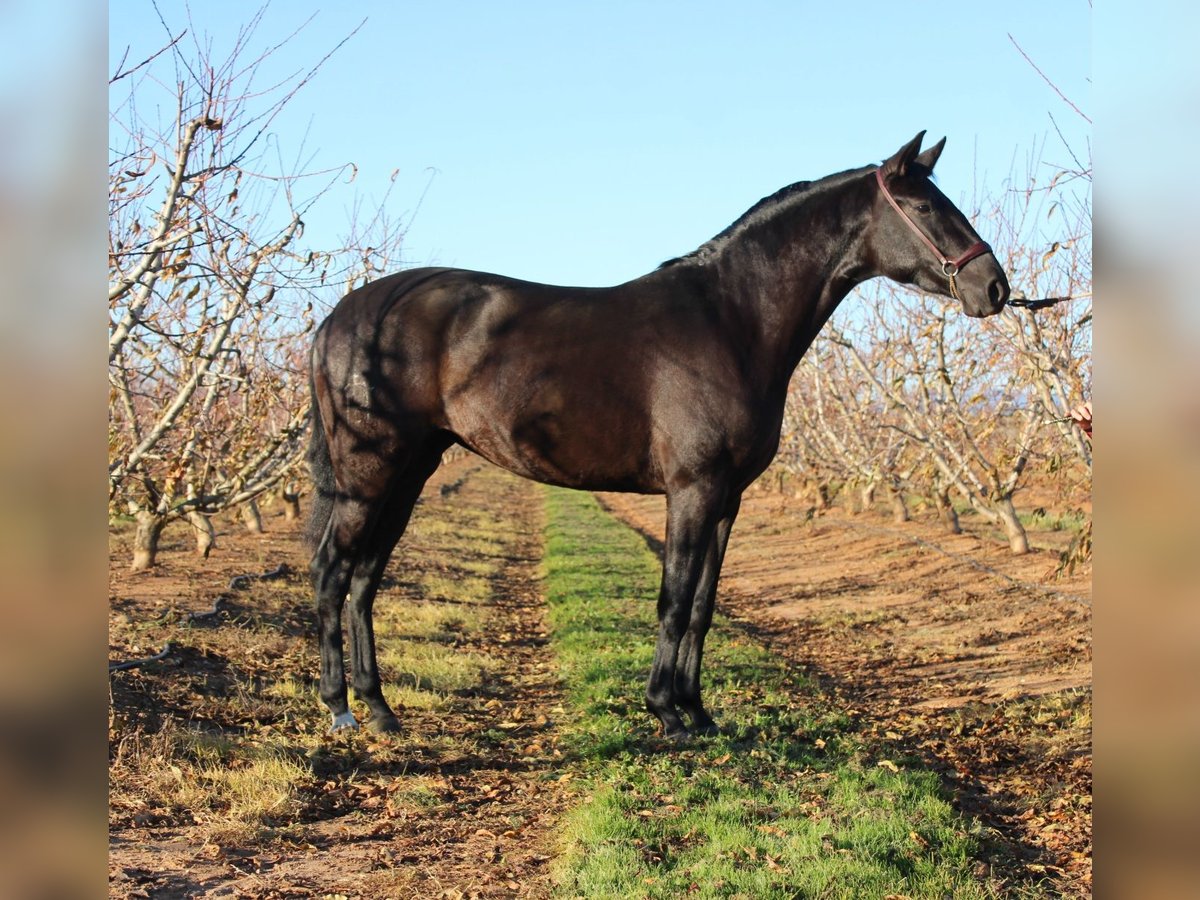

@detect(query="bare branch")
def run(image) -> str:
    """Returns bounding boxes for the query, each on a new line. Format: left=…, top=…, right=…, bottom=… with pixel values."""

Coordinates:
left=109, top=30, right=187, bottom=84
left=1008, top=33, right=1092, bottom=125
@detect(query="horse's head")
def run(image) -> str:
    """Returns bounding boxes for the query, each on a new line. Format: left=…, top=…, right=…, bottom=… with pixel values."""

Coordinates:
left=871, top=131, right=1009, bottom=318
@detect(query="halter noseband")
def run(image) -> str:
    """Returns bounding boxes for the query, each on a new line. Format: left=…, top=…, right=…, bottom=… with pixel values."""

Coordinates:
left=875, top=168, right=992, bottom=301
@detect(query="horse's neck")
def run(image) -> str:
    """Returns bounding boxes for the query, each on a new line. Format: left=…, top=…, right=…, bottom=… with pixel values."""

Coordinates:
left=716, top=187, right=875, bottom=391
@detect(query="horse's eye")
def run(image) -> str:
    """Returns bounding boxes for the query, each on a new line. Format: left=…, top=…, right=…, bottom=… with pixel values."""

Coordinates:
left=916, top=203, right=932, bottom=214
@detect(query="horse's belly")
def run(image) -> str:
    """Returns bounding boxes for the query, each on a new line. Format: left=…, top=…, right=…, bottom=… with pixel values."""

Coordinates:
left=449, top=404, right=661, bottom=493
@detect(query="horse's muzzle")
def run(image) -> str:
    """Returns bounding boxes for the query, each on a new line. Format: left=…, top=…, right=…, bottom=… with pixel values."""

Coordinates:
left=963, top=273, right=1010, bottom=318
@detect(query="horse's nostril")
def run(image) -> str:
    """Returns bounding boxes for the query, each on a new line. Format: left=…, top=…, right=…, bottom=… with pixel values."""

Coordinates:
left=988, top=279, right=1009, bottom=307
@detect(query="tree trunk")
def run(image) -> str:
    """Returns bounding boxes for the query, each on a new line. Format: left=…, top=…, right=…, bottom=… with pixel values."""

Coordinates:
left=187, top=510, right=215, bottom=558
left=858, top=482, right=876, bottom=514
left=809, top=479, right=830, bottom=511
left=280, top=484, right=301, bottom=521
left=887, top=485, right=909, bottom=523
left=995, top=495, right=1030, bottom=555
left=131, top=509, right=165, bottom=572
left=241, top=498, right=264, bottom=534
left=933, top=488, right=961, bottom=535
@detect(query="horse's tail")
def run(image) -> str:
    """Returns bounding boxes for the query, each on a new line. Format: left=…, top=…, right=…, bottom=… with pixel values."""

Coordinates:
left=305, top=369, right=336, bottom=551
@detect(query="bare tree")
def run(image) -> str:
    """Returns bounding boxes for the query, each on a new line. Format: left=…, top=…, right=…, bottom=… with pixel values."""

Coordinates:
left=830, top=296, right=1041, bottom=553
left=108, top=9, right=403, bottom=569
left=790, top=340, right=917, bottom=522
left=988, top=145, right=1092, bottom=489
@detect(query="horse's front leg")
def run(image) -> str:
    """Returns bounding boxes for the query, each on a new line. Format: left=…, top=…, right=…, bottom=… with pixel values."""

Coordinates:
left=645, top=480, right=726, bottom=742
left=675, top=495, right=740, bottom=735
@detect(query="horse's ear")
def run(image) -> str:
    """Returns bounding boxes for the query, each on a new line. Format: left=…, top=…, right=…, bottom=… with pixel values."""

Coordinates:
left=880, top=131, right=927, bottom=179
left=913, top=136, right=946, bottom=173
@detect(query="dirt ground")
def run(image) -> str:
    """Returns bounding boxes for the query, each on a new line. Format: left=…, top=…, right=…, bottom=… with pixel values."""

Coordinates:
left=110, top=460, right=571, bottom=898
left=109, top=460, right=1091, bottom=897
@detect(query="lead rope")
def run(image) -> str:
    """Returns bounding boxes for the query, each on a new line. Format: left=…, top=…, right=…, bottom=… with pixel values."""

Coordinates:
left=1007, top=295, right=1079, bottom=311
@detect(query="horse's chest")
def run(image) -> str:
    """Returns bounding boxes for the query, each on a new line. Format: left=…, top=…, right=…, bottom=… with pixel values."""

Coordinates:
left=657, top=385, right=782, bottom=479
left=730, top=412, right=784, bottom=474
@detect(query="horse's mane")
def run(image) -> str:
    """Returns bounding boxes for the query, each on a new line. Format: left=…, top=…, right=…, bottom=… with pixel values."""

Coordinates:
left=659, top=164, right=876, bottom=268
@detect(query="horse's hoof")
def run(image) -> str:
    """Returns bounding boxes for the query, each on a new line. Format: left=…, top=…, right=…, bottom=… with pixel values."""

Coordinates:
left=681, top=707, right=720, bottom=736
left=329, top=711, right=358, bottom=733
left=367, top=714, right=402, bottom=734
left=663, top=726, right=693, bottom=745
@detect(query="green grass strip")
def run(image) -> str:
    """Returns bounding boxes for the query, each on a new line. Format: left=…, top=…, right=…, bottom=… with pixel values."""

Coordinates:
left=542, top=487, right=1008, bottom=900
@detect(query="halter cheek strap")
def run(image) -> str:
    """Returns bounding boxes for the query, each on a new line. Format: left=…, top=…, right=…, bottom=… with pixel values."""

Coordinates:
left=875, top=168, right=992, bottom=300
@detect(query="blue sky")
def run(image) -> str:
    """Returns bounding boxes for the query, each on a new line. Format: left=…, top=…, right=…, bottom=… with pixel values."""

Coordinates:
left=109, top=1, right=1090, bottom=290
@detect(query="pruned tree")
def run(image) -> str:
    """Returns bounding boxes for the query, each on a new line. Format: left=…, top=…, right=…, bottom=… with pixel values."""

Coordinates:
left=108, top=9, right=404, bottom=569
left=830, top=295, right=1042, bottom=554
left=791, top=339, right=918, bottom=522
left=987, top=145, right=1092, bottom=491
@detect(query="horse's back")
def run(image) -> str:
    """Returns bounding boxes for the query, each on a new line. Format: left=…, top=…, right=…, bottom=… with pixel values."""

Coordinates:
left=312, top=265, right=766, bottom=492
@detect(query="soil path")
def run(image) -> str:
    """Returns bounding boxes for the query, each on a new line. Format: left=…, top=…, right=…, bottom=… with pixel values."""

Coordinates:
left=109, top=459, right=570, bottom=899
left=597, top=488, right=1092, bottom=896
left=110, top=463, right=1091, bottom=897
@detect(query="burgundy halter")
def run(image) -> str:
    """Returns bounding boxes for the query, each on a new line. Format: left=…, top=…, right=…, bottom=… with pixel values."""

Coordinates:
left=875, top=168, right=992, bottom=301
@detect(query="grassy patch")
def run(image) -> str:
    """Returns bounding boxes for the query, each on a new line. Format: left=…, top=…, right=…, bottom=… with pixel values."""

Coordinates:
left=376, top=639, right=493, bottom=694
left=1017, top=508, right=1088, bottom=534
left=109, top=717, right=313, bottom=844
left=542, top=487, right=1008, bottom=899
left=417, top=572, right=491, bottom=604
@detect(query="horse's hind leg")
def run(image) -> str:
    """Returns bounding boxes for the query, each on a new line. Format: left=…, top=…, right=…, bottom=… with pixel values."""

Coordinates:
left=674, top=495, right=740, bottom=735
left=312, top=494, right=376, bottom=732
left=345, top=438, right=450, bottom=733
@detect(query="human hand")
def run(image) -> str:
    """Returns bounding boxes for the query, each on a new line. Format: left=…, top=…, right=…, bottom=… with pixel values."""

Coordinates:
left=1069, top=401, right=1092, bottom=437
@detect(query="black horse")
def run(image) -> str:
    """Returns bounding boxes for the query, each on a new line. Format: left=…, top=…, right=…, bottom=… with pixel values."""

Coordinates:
left=307, top=132, right=1009, bottom=740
